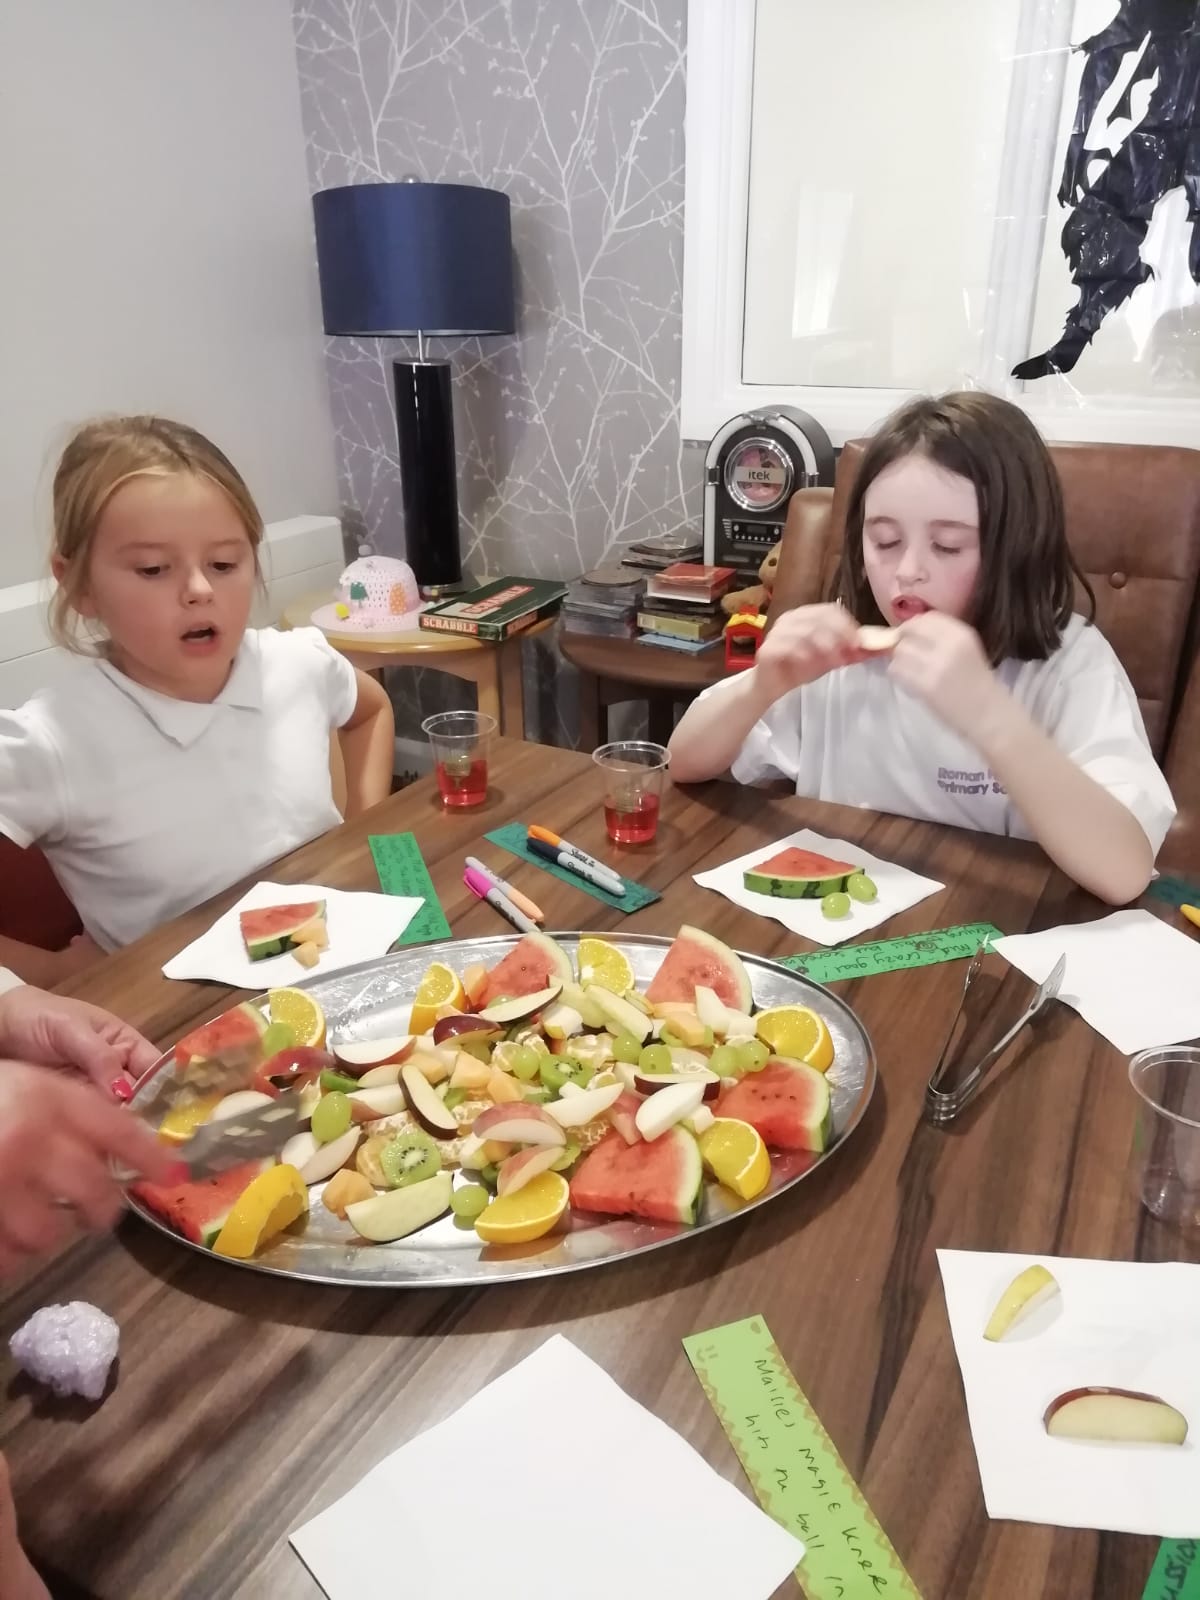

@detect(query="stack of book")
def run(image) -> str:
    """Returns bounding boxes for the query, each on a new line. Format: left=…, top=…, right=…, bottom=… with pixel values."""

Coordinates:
left=636, top=563, right=737, bottom=655
left=618, top=531, right=703, bottom=573
left=561, top=568, right=645, bottom=638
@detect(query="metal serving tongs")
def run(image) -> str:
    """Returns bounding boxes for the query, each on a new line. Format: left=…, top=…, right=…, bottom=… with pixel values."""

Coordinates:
left=923, top=949, right=1067, bottom=1126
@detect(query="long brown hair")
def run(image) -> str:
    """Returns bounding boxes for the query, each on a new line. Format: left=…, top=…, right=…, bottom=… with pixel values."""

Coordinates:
left=833, top=391, right=1094, bottom=663
left=49, top=415, right=263, bottom=652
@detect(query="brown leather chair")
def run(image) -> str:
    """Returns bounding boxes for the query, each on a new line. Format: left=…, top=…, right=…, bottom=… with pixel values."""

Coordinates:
left=771, top=438, right=1200, bottom=853
left=0, top=838, right=82, bottom=952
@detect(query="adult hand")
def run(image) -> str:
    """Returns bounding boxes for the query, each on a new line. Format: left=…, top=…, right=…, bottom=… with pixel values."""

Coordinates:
left=0, top=986, right=160, bottom=1094
left=0, top=1062, right=182, bottom=1276
left=753, top=603, right=868, bottom=704
left=887, top=612, right=1008, bottom=740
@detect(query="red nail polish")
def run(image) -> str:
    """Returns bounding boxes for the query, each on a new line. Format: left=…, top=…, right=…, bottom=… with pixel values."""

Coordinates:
left=110, top=1078, right=133, bottom=1102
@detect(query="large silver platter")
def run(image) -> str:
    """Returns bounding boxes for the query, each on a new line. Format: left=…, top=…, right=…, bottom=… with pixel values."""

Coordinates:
left=126, top=933, right=876, bottom=1287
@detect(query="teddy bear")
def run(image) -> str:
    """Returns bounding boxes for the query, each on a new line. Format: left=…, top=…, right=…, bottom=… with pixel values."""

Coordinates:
left=720, top=540, right=781, bottom=616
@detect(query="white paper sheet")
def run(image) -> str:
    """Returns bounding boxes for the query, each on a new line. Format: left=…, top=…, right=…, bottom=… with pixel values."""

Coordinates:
left=939, top=1249, right=1200, bottom=1536
left=290, top=1335, right=805, bottom=1600
left=693, top=827, right=943, bottom=947
left=162, top=880, right=421, bottom=987
left=992, top=911, right=1200, bottom=1056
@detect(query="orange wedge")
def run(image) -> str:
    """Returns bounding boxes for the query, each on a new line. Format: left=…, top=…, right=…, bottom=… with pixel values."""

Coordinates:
left=474, top=1170, right=568, bottom=1245
left=753, top=1006, right=834, bottom=1073
left=212, top=1164, right=309, bottom=1259
left=266, top=987, right=326, bottom=1049
left=698, top=1118, right=770, bottom=1200
left=410, top=962, right=466, bottom=1036
left=157, top=1093, right=223, bottom=1144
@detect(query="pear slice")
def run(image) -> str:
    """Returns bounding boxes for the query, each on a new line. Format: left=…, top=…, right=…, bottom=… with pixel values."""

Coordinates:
left=983, top=1264, right=1061, bottom=1341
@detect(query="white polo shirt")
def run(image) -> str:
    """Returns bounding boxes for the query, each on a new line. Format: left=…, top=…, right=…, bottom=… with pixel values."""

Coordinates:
left=0, top=627, right=359, bottom=951
left=698, top=615, right=1176, bottom=853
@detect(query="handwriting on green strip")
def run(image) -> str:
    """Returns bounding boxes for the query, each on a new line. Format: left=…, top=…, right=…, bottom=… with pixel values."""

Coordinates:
left=1143, top=1539, right=1200, bottom=1600
left=778, top=923, right=1003, bottom=984
left=684, top=1317, right=922, bottom=1600
left=368, top=833, right=452, bottom=945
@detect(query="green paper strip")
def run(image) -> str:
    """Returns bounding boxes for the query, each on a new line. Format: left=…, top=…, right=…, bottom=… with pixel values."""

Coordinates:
left=368, top=833, right=452, bottom=946
left=1143, top=1540, right=1200, bottom=1599
left=684, top=1317, right=923, bottom=1600
left=777, top=923, right=1004, bottom=984
left=1147, top=873, right=1200, bottom=910
left=484, top=822, right=661, bottom=914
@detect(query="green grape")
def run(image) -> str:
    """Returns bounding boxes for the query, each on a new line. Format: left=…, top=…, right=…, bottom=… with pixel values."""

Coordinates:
left=478, top=1163, right=500, bottom=1191
left=550, top=1141, right=582, bottom=1173
left=510, top=1045, right=542, bottom=1082
left=311, top=1091, right=351, bottom=1145
left=259, top=1021, right=296, bottom=1058
left=709, top=1043, right=742, bottom=1078
left=450, top=1184, right=490, bottom=1220
left=847, top=872, right=877, bottom=903
left=612, top=1032, right=643, bottom=1065
left=638, top=1042, right=673, bottom=1075
left=539, top=1057, right=594, bottom=1093
left=659, top=1023, right=682, bottom=1048
left=443, top=1086, right=468, bottom=1111
left=821, top=891, right=851, bottom=920
left=737, top=1039, right=770, bottom=1073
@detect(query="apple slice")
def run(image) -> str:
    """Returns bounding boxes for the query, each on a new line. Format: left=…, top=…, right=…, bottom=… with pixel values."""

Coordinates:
left=543, top=1080, right=623, bottom=1128
left=280, top=1126, right=361, bottom=1184
left=400, top=1064, right=460, bottom=1139
left=635, top=1080, right=705, bottom=1141
left=346, top=1171, right=453, bottom=1242
left=983, top=1264, right=1061, bottom=1341
left=857, top=624, right=899, bottom=652
left=722, top=1007, right=757, bottom=1041
left=541, top=1001, right=583, bottom=1041
left=610, top=1090, right=643, bottom=1146
left=432, top=1013, right=502, bottom=1048
left=1044, top=1388, right=1188, bottom=1445
left=356, top=1060, right=401, bottom=1088
left=347, top=1084, right=407, bottom=1122
left=588, top=985, right=652, bottom=1044
left=633, top=1068, right=720, bottom=1103
left=332, top=1036, right=414, bottom=1071
left=560, top=980, right=608, bottom=1030
left=478, top=983, right=563, bottom=1024
left=684, top=1104, right=716, bottom=1136
left=210, top=1090, right=275, bottom=1121
left=694, top=985, right=730, bottom=1037
left=470, top=1102, right=566, bottom=1148
left=613, top=1061, right=640, bottom=1094
left=496, top=1146, right=561, bottom=1197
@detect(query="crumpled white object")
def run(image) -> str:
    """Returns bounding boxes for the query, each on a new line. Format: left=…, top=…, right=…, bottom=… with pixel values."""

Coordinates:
left=9, top=1301, right=119, bottom=1400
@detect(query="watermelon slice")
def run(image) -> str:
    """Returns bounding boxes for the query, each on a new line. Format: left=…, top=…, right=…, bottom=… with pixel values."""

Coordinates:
left=477, top=932, right=574, bottom=1008
left=131, top=1159, right=272, bottom=1247
left=742, top=848, right=860, bottom=899
left=239, top=901, right=326, bottom=962
left=570, top=1126, right=703, bottom=1225
left=174, top=1001, right=267, bottom=1071
left=718, top=1058, right=831, bottom=1151
left=645, top=925, right=752, bottom=1013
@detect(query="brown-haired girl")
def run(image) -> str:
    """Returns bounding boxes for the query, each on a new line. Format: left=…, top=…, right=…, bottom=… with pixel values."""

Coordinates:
left=669, top=392, right=1174, bottom=905
left=0, top=416, right=395, bottom=983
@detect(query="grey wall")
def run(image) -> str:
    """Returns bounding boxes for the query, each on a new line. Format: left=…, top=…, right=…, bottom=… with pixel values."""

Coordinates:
left=291, top=0, right=703, bottom=744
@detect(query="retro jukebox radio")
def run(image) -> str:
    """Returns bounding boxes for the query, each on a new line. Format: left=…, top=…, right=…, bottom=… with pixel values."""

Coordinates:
left=703, top=407, right=835, bottom=577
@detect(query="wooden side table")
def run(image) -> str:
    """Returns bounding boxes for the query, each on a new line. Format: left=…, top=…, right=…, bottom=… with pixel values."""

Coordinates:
left=281, top=591, right=552, bottom=737
left=558, top=631, right=730, bottom=746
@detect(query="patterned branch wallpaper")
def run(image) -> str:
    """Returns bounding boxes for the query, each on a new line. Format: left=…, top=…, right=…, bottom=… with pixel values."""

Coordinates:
left=290, top=0, right=704, bottom=746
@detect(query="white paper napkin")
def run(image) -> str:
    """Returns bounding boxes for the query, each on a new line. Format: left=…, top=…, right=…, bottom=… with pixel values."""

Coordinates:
left=938, top=1248, right=1200, bottom=1536
left=162, top=880, right=422, bottom=987
left=693, top=827, right=943, bottom=947
left=992, top=911, right=1200, bottom=1056
left=290, top=1335, right=805, bottom=1600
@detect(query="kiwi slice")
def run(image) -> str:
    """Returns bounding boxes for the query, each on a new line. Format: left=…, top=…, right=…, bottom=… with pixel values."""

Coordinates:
left=539, top=1056, right=595, bottom=1094
left=549, top=1141, right=582, bottom=1173
left=379, top=1130, right=442, bottom=1189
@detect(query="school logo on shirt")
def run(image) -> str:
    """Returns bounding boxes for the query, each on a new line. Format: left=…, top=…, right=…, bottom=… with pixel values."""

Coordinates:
left=937, top=766, right=1007, bottom=797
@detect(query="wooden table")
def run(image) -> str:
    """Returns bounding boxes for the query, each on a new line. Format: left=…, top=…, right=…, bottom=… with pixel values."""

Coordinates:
left=558, top=629, right=729, bottom=745
left=283, top=591, right=553, bottom=737
left=2, top=737, right=1189, bottom=1599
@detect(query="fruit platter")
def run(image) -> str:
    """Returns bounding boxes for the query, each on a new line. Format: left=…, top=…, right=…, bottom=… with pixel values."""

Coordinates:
left=124, top=927, right=876, bottom=1287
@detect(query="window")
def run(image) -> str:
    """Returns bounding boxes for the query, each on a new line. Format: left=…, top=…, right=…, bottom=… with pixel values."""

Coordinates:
left=682, top=0, right=1200, bottom=446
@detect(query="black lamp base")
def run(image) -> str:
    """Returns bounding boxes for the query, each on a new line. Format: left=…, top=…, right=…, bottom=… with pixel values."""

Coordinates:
left=392, top=357, right=464, bottom=595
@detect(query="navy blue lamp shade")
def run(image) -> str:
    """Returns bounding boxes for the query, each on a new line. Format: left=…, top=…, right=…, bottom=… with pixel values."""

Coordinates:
left=312, top=182, right=514, bottom=337
left=311, top=181, right=515, bottom=593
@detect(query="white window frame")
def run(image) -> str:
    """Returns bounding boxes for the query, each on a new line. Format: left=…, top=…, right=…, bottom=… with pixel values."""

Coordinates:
left=681, top=0, right=1200, bottom=449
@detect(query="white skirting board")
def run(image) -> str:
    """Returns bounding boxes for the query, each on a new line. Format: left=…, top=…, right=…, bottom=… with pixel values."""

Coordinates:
left=0, top=515, right=345, bottom=708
